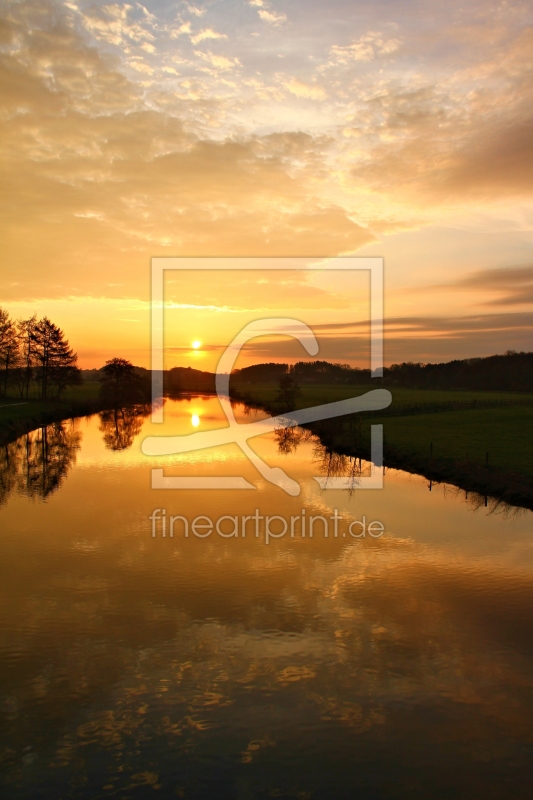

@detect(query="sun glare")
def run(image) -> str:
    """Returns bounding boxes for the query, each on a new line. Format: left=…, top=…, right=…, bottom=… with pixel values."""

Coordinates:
left=192, top=340, right=201, bottom=349
left=191, top=414, right=200, bottom=427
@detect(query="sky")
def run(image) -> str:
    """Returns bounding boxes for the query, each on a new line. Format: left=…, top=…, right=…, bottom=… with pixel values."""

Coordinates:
left=1, top=0, right=532, bottom=369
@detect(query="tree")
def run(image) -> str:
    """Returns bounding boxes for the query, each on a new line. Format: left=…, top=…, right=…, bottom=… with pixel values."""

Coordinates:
left=53, top=363, right=82, bottom=398
left=31, top=317, right=79, bottom=399
left=99, top=357, right=147, bottom=407
left=17, top=315, right=37, bottom=399
left=0, top=309, right=20, bottom=397
left=275, top=372, right=301, bottom=412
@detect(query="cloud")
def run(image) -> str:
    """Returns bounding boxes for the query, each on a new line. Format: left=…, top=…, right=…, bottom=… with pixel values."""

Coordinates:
left=258, top=9, right=286, bottom=25
left=284, top=79, right=326, bottom=100
left=170, top=21, right=191, bottom=37
left=128, top=58, right=154, bottom=75
left=435, top=265, right=533, bottom=306
left=187, top=4, right=205, bottom=16
left=190, top=28, right=228, bottom=45
left=352, top=25, right=533, bottom=207
left=81, top=3, right=155, bottom=48
left=166, top=274, right=353, bottom=312
left=194, top=51, right=241, bottom=70
left=252, top=312, right=533, bottom=364
left=438, top=118, right=533, bottom=201
left=329, top=32, right=401, bottom=65
left=312, top=311, right=533, bottom=335
left=0, top=6, right=372, bottom=305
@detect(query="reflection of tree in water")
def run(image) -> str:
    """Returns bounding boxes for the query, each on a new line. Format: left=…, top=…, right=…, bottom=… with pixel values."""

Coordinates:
left=275, top=425, right=311, bottom=454
left=442, top=483, right=528, bottom=519
left=312, top=442, right=365, bottom=495
left=99, top=405, right=150, bottom=451
left=0, top=439, right=24, bottom=506
left=275, top=425, right=364, bottom=489
left=22, top=422, right=82, bottom=499
left=0, top=421, right=81, bottom=504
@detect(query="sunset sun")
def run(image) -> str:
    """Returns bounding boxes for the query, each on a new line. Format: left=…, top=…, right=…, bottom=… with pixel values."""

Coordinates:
left=192, top=340, right=202, bottom=350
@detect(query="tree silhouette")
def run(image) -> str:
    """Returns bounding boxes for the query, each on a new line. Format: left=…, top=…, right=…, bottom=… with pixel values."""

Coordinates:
left=99, top=357, right=148, bottom=407
left=31, top=317, right=80, bottom=399
left=0, top=421, right=81, bottom=503
left=0, top=309, right=20, bottom=397
left=274, top=425, right=309, bottom=454
left=17, top=315, right=37, bottom=399
left=275, top=372, right=301, bottom=412
left=21, top=422, right=82, bottom=498
left=99, top=406, right=149, bottom=451
left=0, top=440, right=23, bottom=506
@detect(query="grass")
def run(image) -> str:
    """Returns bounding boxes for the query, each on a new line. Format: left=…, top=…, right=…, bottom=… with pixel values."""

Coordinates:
left=232, top=382, right=533, bottom=407
left=374, top=406, right=533, bottom=478
left=0, top=382, right=103, bottom=445
left=231, top=381, right=533, bottom=504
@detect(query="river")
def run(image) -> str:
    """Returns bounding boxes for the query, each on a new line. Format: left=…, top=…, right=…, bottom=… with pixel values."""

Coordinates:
left=1, top=396, right=533, bottom=798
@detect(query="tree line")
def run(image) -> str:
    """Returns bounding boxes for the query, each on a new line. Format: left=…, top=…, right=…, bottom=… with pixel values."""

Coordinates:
left=383, top=351, right=533, bottom=391
left=0, top=308, right=80, bottom=400
left=232, top=352, right=533, bottom=392
left=232, top=360, right=362, bottom=386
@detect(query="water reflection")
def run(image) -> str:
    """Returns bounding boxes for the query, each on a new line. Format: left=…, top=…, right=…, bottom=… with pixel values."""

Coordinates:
left=0, top=421, right=81, bottom=504
left=0, top=405, right=150, bottom=505
left=274, top=425, right=367, bottom=494
left=1, top=399, right=533, bottom=799
left=99, top=405, right=151, bottom=451
left=274, top=425, right=311, bottom=454
left=442, top=482, right=528, bottom=518
left=312, top=442, right=366, bottom=487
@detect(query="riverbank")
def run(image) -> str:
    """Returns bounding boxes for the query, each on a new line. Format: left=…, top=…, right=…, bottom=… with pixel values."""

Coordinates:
left=0, top=383, right=106, bottom=447
left=230, top=383, right=533, bottom=510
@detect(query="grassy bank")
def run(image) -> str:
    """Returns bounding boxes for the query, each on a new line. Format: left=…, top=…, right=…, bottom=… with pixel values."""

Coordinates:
left=0, top=383, right=104, bottom=446
left=232, top=382, right=533, bottom=407
left=231, top=382, right=533, bottom=509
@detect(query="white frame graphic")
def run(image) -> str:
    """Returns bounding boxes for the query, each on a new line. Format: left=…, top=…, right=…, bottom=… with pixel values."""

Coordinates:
left=144, top=257, right=388, bottom=493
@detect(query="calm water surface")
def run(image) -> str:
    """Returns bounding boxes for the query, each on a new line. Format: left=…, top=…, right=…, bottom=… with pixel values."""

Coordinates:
left=1, top=396, right=533, bottom=799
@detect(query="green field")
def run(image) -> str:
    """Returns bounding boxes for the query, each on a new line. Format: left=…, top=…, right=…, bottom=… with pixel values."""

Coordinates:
left=0, top=382, right=102, bottom=444
left=0, top=381, right=100, bottom=419
left=232, top=382, right=533, bottom=484
left=232, top=382, right=533, bottom=407
left=375, top=406, right=533, bottom=478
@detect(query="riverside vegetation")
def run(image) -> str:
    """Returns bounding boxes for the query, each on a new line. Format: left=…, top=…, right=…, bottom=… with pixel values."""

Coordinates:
left=0, top=308, right=151, bottom=445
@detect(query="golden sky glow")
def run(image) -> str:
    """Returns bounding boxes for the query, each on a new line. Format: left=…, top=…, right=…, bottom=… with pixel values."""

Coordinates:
left=1, top=0, right=532, bottom=367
